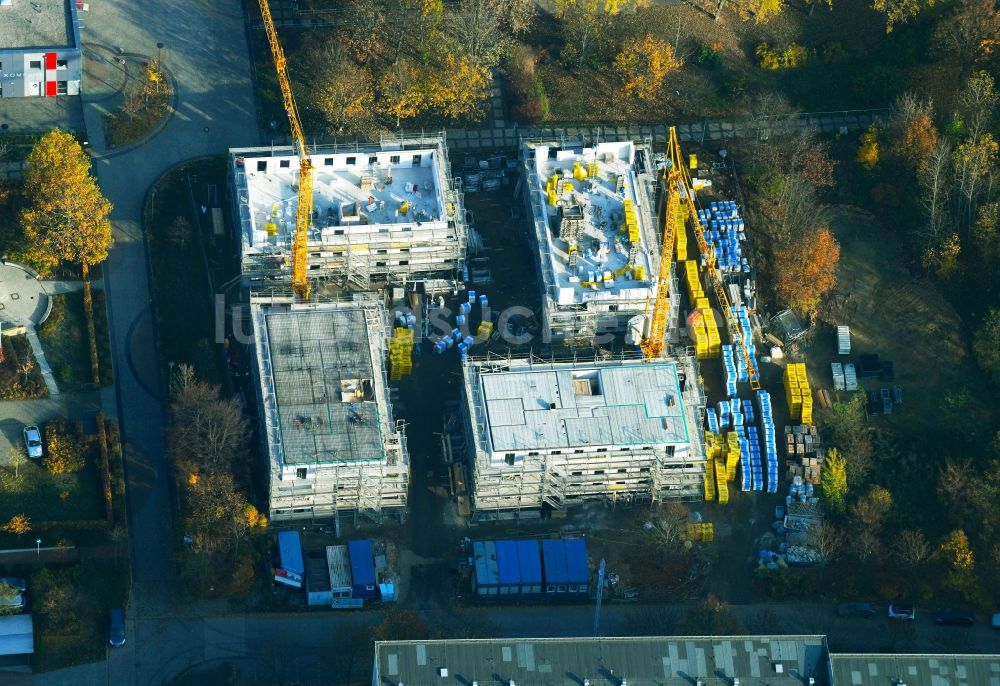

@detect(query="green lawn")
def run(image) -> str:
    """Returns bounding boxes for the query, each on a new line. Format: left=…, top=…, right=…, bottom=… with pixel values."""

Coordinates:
left=37, top=291, right=114, bottom=390
left=0, top=459, right=105, bottom=532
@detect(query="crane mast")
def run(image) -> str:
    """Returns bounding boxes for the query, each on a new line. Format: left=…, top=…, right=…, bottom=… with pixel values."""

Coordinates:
left=642, top=127, right=760, bottom=390
left=258, top=0, right=312, bottom=301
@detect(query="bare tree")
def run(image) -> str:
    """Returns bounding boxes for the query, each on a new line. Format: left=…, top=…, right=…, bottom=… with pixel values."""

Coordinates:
left=920, top=137, right=953, bottom=244
left=169, top=364, right=249, bottom=473
left=17, top=358, right=34, bottom=385
left=892, top=528, right=933, bottom=568
left=450, top=0, right=535, bottom=69
left=8, top=446, right=27, bottom=480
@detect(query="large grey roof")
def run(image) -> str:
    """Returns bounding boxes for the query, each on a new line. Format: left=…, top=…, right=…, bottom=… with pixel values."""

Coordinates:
left=830, top=653, right=1000, bottom=686
left=374, top=636, right=831, bottom=686
left=0, top=0, right=72, bottom=50
left=480, top=363, right=689, bottom=453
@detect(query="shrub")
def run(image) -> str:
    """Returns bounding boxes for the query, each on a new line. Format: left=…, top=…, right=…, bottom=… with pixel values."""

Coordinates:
left=756, top=43, right=809, bottom=70
left=44, top=420, right=85, bottom=475
left=696, top=43, right=725, bottom=69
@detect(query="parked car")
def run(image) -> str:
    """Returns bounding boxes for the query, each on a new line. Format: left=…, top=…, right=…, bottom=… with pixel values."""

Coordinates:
left=934, top=608, right=975, bottom=626
left=23, top=425, right=42, bottom=459
left=109, top=608, right=126, bottom=647
left=0, top=578, right=26, bottom=611
left=888, top=604, right=916, bottom=620
left=991, top=613, right=1000, bottom=629
left=837, top=602, right=877, bottom=618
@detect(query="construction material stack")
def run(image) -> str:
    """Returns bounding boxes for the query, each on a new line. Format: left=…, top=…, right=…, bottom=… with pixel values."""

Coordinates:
left=722, top=344, right=738, bottom=397
left=742, top=425, right=760, bottom=492
left=783, top=363, right=813, bottom=425
left=756, top=390, right=778, bottom=493
left=389, top=328, right=414, bottom=380
left=704, top=432, right=719, bottom=501
left=703, top=201, right=748, bottom=276
left=785, top=424, right=823, bottom=484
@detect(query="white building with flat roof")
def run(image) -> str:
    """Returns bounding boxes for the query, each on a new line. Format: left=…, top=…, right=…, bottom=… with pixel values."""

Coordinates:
left=230, top=134, right=467, bottom=292
left=0, top=0, right=82, bottom=97
left=461, top=356, right=706, bottom=517
left=250, top=298, right=409, bottom=525
left=521, top=140, right=677, bottom=343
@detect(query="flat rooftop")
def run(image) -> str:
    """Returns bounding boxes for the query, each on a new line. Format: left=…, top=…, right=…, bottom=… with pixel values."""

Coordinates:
left=478, top=362, right=689, bottom=453
left=531, top=142, right=656, bottom=306
left=0, top=0, right=73, bottom=50
left=241, top=147, right=446, bottom=250
left=830, top=653, right=1000, bottom=686
left=259, top=306, right=387, bottom=466
left=374, top=636, right=831, bottom=686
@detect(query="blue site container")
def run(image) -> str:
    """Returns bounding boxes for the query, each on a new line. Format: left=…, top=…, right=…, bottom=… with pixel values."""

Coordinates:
left=494, top=540, right=521, bottom=595
left=516, top=539, right=542, bottom=596
left=472, top=541, right=500, bottom=596
left=347, top=540, right=377, bottom=600
left=541, top=539, right=569, bottom=593
left=563, top=538, right=590, bottom=595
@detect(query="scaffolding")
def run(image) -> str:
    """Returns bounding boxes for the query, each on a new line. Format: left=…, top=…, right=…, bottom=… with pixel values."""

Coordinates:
left=460, top=352, right=707, bottom=519
left=519, top=135, right=666, bottom=343
left=230, top=132, right=468, bottom=293
left=250, top=297, right=409, bottom=525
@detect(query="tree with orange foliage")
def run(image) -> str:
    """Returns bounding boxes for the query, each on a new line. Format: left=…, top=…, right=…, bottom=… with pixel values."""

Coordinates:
left=773, top=227, right=841, bottom=317
left=614, top=34, right=681, bottom=102
left=2, top=515, right=31, bottom=535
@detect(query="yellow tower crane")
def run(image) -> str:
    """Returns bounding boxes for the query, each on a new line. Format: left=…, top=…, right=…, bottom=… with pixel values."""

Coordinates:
left=257, top=0, right=312, bottom=301
left=642, top=127, right=761, bottom=390
left=639, top=128, right=682, bottom=361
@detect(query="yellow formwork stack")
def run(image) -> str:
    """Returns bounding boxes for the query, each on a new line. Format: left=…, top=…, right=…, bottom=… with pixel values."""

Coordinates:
left=783, top=362, right=813, bottom=423
left=675, top=200, right=688, bottom=260
left=701, top=522, right=715, bottom=542
left=477, top=321, right=494, bottom=339
left=389, top=327, right=414, bottom=380
left=623, top=199, right=641, bottom=246
left=704, top=466, right=716, bottom=501
left=546, top=173, right=559, bottom=205
left=685, top=260, right=704, bottom=303
left=573, top=162, right=587, bottom=181
left=704, top=313, right=722, bottom=357
left=725, top=431, right=741, bottom=481
left=587, top=160, right=598, bottom=178
left=685, top=522, right=715, bottom=542
left=715, top=459, right=729, bottom=504
left=692, top=317, right=710, bottom=359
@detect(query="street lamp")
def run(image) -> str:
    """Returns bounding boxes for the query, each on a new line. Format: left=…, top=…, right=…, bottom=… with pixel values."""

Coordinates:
left=35, top=539, right=41, bottom=559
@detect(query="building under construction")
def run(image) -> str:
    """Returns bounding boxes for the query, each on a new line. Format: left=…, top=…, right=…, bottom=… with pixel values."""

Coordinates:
left=249, top=297, right=409, bottom=525
left=520, top=139, right=677, bottom=343
left=230, top=133, right=467, bottom=292
left=460, top=354, right=707, bottom=518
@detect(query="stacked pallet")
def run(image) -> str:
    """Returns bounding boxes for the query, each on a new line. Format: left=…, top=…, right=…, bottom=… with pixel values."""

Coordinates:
left=757, top=390, right=779, bottom=493
left=685, top=260, right=704, bottom=303
left=623, top=199, right=641, bottom=245
left=704, top=468, right=716, bottom=501
left=725, top=431, right=741, bottom=481
left=785, top=425, right=824, bottom=485
left=721, top=345, right=738, bottom=397
left=704, top=312, right=722, bottom=357
left=389, top=327, right=414, bottom=380
left=783, top=363, right=813, bottom=424
left=715, top=459, right=729, bottom=504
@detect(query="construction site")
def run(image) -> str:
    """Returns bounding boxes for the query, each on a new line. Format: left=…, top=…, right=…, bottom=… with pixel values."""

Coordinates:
left=230, top=134, right=468, bottom=292
left=239, top=0, right=829, bottom=572
left=521, top=139, right=672, bottom=343
left=249, top=297, right=409, bottom=525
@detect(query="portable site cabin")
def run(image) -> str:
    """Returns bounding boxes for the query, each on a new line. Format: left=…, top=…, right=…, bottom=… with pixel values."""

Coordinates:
left=306, top=550, right=333, bottom=606
left=516, top=539, right=543, bottom=596
left=328, top=544, right=364, bottom=608
left=274, top=531, right=304, bottom=589
left=495, top=540, right=521, bottom=595
left=563, top=538, right=590, bottom=595
left=541, top=539, right=569, bottom=594
left=472, top=540, right=500, bottom=597
left=347, top=540, right=377, bottom=600
left=542, top=539, right=589, bottom=596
